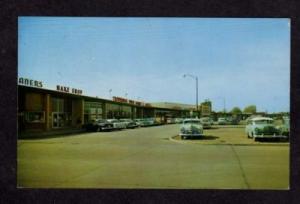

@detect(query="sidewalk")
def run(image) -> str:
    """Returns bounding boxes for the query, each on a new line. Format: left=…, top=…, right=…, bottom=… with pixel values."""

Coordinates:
left=19, top=128, right=85, bottom=139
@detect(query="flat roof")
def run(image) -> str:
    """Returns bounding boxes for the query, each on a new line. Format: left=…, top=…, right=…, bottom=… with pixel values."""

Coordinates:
left=18, top=85, right=188, bottom=112
left=250, top=117, right=273, bottom=121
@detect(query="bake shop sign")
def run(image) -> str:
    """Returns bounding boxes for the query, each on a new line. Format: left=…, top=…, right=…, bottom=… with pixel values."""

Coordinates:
left=18, top=77, right=43, bottom=88
left=56, top=85, right=82, bottom=95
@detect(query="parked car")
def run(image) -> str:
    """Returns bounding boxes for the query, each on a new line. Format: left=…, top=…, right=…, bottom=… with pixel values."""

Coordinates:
left=277, top=116, right=290, bottom=138
left=175, top=118, right=184, bottom=124
left=166, top=118, right=176, bottom=124
left=134, top=119, right=145, bottom=127
left=106, top=119, right=127, bottom=130
left=85, top=119, right=114, bottom=132
left=245, top=117, right=287, bottom=141
left=226, top=117, right=240, bottom=125
left=180, top=118, right=204, bottom=139
left=217, top=118, right=227, bottom=125
left=145, top=118, right=156, bottom=126
left=200, top=117, right=212, bottom=129
left=133, top=118, right=152, bottom=127
left=119, top=119, right=139, bottom=129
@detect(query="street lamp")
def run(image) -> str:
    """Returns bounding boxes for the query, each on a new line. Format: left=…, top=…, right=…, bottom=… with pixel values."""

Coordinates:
left=183, top=74, right=199, bottom=118
left=109, top=89, right=112, bottom=99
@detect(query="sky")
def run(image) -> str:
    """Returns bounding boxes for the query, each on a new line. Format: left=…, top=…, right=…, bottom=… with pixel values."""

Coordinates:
left=18, top=17, right=290, bottom=113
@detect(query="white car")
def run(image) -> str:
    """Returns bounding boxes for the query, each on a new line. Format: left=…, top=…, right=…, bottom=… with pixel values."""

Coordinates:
left=245, top=117, right=286, bottom=141
left=217, top=118, right=227, bottom=125
left=200, top=117, right=212, bottom=129
left=180, top=118, right=203, bottom=139
left=106, top=119, right=126, bottom=130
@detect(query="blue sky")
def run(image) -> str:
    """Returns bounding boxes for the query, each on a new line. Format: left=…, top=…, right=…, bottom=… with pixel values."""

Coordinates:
left=18, top=17, right=290, bottom=113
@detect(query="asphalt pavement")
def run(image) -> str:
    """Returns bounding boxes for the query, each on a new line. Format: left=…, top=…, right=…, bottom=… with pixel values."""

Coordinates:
left=17, top=124, right=289, bottom=189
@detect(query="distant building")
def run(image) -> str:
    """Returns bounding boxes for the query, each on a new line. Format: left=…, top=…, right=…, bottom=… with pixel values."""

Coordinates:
left=151, top=100, right=213, bottom=117
left=149, top=102, right=196, bottom=110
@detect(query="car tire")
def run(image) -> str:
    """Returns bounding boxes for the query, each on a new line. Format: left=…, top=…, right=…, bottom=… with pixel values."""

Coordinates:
left=181, top=136, right=186, bottom=140
left=247, top=132, right=250, bottom=138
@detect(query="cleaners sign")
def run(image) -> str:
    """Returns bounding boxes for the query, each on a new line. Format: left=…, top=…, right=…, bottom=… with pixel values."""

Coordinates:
left=18, top=77, right=43, bottom=88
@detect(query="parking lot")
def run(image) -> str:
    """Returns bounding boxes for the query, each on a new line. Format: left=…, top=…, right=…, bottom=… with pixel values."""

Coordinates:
left=17, top=124, right=289, bottom=189
left=173, top=124, right=289, bottom=145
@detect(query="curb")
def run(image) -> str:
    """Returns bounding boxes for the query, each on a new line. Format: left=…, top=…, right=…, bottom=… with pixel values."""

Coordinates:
left=168, top=135, right=290, bottom=146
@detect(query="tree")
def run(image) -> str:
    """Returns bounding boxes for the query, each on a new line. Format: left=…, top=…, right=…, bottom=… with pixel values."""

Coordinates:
left=243, top=105, right=257, bottom=114
left=230, top=107, right=242, bottom=115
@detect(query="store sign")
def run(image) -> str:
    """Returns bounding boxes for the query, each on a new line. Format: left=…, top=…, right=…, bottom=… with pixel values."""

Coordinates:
left=113, top=96, right=128, bottom=103
left=201, top=104, right=211, bottom=115
left=56, top=85, right=82, bottom=95
left=18, top=77, right=43, bottom=88
left=113, top=96, right=147, bottom=106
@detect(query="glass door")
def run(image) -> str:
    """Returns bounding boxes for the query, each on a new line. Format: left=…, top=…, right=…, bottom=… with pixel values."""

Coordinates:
left=52, top=112, right=64, bottom=128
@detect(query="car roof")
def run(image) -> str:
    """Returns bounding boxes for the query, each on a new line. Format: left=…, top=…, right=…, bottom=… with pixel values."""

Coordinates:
left=250, top=117, right=273, bottom=121
left=183, top=118, right=200, bottom=122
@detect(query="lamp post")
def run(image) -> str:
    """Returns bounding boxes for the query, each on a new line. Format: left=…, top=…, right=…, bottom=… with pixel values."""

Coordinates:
left=109, top=89, right=112, bottom=99
left=183, top=74, right=199, bottom=118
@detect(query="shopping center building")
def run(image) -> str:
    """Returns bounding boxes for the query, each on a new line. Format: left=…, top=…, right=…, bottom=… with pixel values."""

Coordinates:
left=18, top=77, right=210, bottom=135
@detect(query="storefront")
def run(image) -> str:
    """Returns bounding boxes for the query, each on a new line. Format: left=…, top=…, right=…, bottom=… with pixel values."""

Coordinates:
left=84, top=101, right=103, bottom=123
left=18, top=82, right=191, bottom=136
left=18, top=85, right=84, bottom=133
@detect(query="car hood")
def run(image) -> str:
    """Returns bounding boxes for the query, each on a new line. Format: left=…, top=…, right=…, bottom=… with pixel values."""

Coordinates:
left=253, top=124, right=275, bottom=129
left=182, top=124, right=202, bottom=130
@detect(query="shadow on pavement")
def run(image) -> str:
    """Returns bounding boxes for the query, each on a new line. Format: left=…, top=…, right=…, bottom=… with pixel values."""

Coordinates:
left=256, top=138, right=289, bottom=143
left=185, top=135, right=219, bottom=140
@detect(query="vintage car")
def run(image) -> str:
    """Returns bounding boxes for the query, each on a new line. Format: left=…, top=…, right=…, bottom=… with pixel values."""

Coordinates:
left=145, top=118, right=156, bottom=126
left=175, top=118, right=184, bottom=124
left=166, top=118, right=176, bottom=124
left=85, top=119, right=114, bottom=132
left=106, top=119, right=127, bottom=130
left=180, top=118, right=204, bottom=139
left=200, top=117, right=213, bottom=129
left=119, top=119, right=139, bottom=129
left=134, top=119, right=145, bottom=127
left=245, top=117, right=286, bottom=141
left=217, top=117, right=227, bottom=125
left=277, top=116, right=290, bottom=138
left=226, top=117, right=239, bottom=125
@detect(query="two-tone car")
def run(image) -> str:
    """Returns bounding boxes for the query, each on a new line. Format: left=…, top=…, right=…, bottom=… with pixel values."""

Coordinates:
left=119, top=119, right=139, bottom=129
left=85, top=119, right=114, bottom=132
left=106, top=119, right=127, bottom=130
left=245, top=117, right=286, bottom=141
left=277, top=116, right=290, bottom=138
left=180, top=118, right=204, bottom=140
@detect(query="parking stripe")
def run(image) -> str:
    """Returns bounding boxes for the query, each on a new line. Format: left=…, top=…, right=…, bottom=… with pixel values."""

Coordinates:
left=229, top=144, right=250, bottom=189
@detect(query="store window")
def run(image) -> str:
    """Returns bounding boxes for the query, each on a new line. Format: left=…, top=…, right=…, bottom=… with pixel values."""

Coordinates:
left=25, top=111, right=45, bottom=123
left=84, top=102, right=103, bottom=123
left=52, top=97, right=72, bottom=128
left=52, top=98, right=64, bottom=112
left=106, top=103, right=132, bottom=119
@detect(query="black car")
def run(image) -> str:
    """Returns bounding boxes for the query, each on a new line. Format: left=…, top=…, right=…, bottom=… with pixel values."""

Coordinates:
left=85, top=119, right=114, bottom=132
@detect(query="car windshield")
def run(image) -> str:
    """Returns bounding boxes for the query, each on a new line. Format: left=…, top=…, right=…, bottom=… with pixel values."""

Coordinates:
left=254, top=120, right=273, bottom=125
left=283, top=119, right=290, bottom=125
left=184, top=121, right=200, bottom=125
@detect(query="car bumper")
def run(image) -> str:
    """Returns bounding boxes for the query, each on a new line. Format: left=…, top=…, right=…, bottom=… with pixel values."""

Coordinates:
left=101, top=126, right=114, bottom=130
left=254, top=134, right=288, bottom=139
left=180, top=133, right=203, bottom=136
